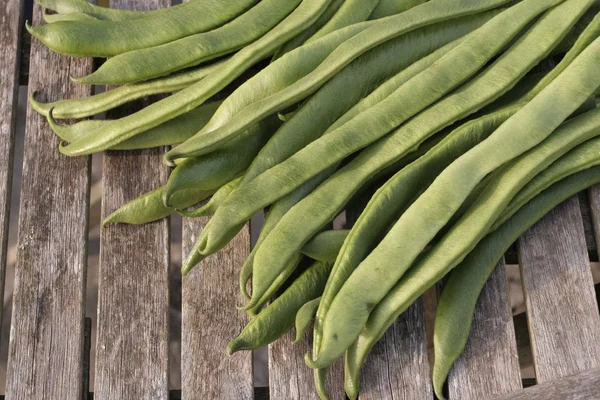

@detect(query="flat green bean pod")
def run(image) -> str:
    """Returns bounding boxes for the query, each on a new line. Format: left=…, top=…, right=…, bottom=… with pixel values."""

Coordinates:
left=192, top=0, right=562, bottom=287
left=301, top=230, right=349, bottom=262
left=345, top=105, right=600, bottom=398
left=163, top=116, right=279, bottom=208
left=332, top=35, right=600, bottom=382
left=28, top=0, right=258, bottom=57
left=43, top=11, right=98, bottom=23
left=308, top=0, right=381, bottom=43
left=76, top=0, right=301, bottom=85
left=31, top=59, right=227, bottom=120
left=164, top=0, right=516, bottom=163
left=294, top=297, right=321, bottom=344
left=103, top=186, right=213, bottom=226
left=178, top=177, right=242, bottom=218
left=370, top=0, right=428, bottom=20
left=36, top=0, right=183, bottom=20
left=57, top=0, right=334, bottom=156
left=227, top=260, right=333, bottom=353
left=48, top=101, right=221, bottom=150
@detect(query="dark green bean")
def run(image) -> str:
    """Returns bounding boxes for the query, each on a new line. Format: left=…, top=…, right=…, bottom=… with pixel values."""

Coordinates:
left=28, top=0, right=258, bottom=57
left=76, top=0, right=301, bottom=85
left=294, top=297, right=321, bottom=344
left=227, top=260, right=332, bottom=353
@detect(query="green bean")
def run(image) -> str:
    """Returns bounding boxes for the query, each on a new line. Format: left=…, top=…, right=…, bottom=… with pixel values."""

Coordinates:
left=163, top=116, right=279, bottom=208
left=48, top=101, right=221, bottom=150
left=57, top=0, right=335, bottom=157
left=433, top=141, right=600, bottom=400
left=178, top=177, right=242, bottom=218
left=301, top=230, right=349, bottom=262
left=323, top=36, right=600, bottom=380
left=273, top=0, right=345, bottom=60
left=31, top=59, right=227, bottom=120
left=193, top=0, right=562, bottom=289
left=308, top=0, right=381, bottom=43
left=164, top=0, right=515, bottom=163
left=43, top=11, right=98, bottom=23
left=294, top=297, right=321, bottom=344
left=370, top=0, right=428, bottom=20
left=28, top=0, right=258, bottom=57
left=103, top=186, right=213, bottom=226
left=227, top=260, right=333, bottom=354
left=76, top=0, right=301, bottom=85
left=36, top=0, right=182, bottom=21
left=345, top=105, right=600, bottom=398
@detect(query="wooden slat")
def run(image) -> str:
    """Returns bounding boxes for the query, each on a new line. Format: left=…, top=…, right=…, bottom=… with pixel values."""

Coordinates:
left=94, top=1, right=171, bottom=398
left=492, top=366, right=600, bottom=400
left=448, top=259, right=522, bottom=399
left=5, top=2, right=93, bottom=398
left=0, top=0, right=23, bottom=347
left=518, top=195, right=600, bottom=383
left=181, top=218, right=254, bottom=399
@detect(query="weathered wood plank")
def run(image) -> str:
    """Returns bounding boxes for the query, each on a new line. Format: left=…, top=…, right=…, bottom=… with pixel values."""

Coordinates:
left=492, top=367, right=600, bottom=400
left=94, top=1, right=171, bottom=398
left=5, top=2, right=93, bottom=398
left=181, top=218, right=254, bottom=399
left=448, top=259, right=522, bottom=399
left=0, top=0, right=23, bottom=349
left=518, top=195, right=600, bottom=383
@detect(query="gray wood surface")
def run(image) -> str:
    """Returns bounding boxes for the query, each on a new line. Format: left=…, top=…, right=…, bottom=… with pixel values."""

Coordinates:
left=181, top=218, right=254, bottom=399
left=448, top=259, right=522, bottom=399
left=492, top=367, right=600, bottom=400
left=518, top=195, right=600, bottom=383
left=0, top=0, right=23, bottom=349
left=94, top=1, right=171, bottom=398
left=5, top=3, right=93, bottom=398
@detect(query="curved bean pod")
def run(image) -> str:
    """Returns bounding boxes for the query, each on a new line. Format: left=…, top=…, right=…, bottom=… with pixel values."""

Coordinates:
left=433, top=139, right=600, bottom=399
left=58, top=0, right=334, bottom=156
left=178, top=177, right=242, bottom=218
left=294, top=297, right=321, bottom=344
left=192, top=0, right=561, bottom=285
left=301, top=230, right=349, bottom=262
left=308, top=0, right=381, bottom=43
left=227, top=260, right=333, bottom=354
left=370, top=0, right=428, bottom=20
left=28, top=0, right=258, bottom=57
left=31, top=59, right=227, bottom=120
left=36, top=0, right=180, bottom=20
left=76, top=0, right=301, bottom=84
left=345, top=105, right=600, bottom=398
left=164, top=0, right=515, bottom=163
left=48, top=101, right=221, bottom=150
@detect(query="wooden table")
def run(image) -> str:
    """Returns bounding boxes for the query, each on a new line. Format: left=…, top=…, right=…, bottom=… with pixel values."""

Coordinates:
left=0, top=0, right=599, bottom=398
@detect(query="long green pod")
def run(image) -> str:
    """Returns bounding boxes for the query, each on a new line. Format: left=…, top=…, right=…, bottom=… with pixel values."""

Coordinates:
left=308, top=0, right=381, bottom=43
left=57, top=0, right=337, bottom=156
left=345, top=106, right=600, bottom=398
left=164, top=0, right=516, bottom=163
left=227, top=260, right=333, bottom=353
left=193, top=0, right=565, bottom=285
left=432, top=140, right=600, bottom=400
left=31, top=58, right=227, bottom=120
left=178, top=177, right=242, bottom=218
left=319, top=34, right=600, bottom=374
left=103, top=187, right=213, bottom=226
left=370, top=0, right=428, bottom=19
left=240, top=11, right=496, bottom=188
left=48, top=101, right=221, bottom=150
left=301, top=230, right=349, bottom=262
left=28, top=0, right=258, bottom=57
left=163, top=116, right=279, bottom=208
left=76, top=0, right=301, bottom=85
left=294, top=297, right=321, bottom=344
left=36, top=0, right=184, bottom=20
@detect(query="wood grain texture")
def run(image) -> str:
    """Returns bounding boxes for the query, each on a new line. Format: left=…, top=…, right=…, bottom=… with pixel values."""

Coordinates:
left=181, top=218, right=254, bottom=399
left=0, top=0, right=23, bottom=353
left=94, top=1, right=171, bottom=398
left=5, top=3, right=93, bottom=399
left=448, top=259, right=522, bottom=399
left=492, top=367, right=600, bottom=400
left=518, top=195, right=600, bottom=383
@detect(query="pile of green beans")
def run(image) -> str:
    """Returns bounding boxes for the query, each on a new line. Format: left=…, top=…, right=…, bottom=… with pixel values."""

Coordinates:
left=29, top=0, right=600, bottom=398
